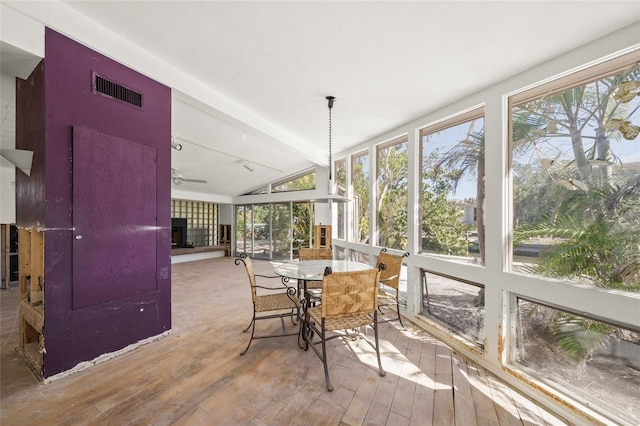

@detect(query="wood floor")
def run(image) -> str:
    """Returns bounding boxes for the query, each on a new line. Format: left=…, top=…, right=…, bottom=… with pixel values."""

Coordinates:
left=1, top=257, right=568, bottom=425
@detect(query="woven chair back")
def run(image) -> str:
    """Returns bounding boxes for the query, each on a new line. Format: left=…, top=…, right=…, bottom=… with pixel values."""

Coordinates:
left=239, top=255, right=258, bottom=303
left=320, top=269, right=380, bottom=319
left=299, top=247, right=333, bottom=260
left=377, top=251, right=403, bottom=291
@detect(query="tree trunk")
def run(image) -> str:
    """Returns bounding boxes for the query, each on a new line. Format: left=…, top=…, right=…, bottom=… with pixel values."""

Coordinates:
left=594, top=120, right=613, bottom=187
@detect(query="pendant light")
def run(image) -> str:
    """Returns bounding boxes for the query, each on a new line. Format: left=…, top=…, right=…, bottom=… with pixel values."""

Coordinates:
left=310, top=95, right=349, bottom=203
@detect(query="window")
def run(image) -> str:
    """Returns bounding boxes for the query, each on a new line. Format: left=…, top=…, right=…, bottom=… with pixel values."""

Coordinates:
left=251, top=204, right=271, bottom=259
left=171, top=200, right=218, bottom=247
left=234, top=204, right=270, bottom=259
left=335, top=158, right=347, bottom=240
left=271, top=203, right=292, bottom=260
left=377, top=136, right=408, bottom=250
left=351, top=150, right=370, bottom=244
left=245, top=187, right=268, bottom=195
left=515, top=297, right=639, bottom=422
left=420, top=109, right=485, bottom=264
left=292, top=201, right=314, bottom=251
left=510, top=54, right=640, bottom=293
left=422, top=269, right=484, bottom=346
left=350, top=250, right=370, bottom=265
left=271, top=170, right=316, bottom=192
left=234, top=202, right=314, bottom=260
left=235, top=205, right=252, bottom=256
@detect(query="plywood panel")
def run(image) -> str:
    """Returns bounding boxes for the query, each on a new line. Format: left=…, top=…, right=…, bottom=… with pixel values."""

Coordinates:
left=72, top=127, right=157, bottom=309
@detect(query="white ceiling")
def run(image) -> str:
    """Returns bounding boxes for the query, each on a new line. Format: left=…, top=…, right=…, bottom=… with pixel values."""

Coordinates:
left=2, top=1, right=640, bottom=198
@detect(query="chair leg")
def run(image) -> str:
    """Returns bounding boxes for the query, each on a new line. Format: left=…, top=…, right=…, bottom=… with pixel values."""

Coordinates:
left=395, top=297, right=404, bottom=328
left=243, top=316, right=255, bottom=333
left=320, top=319, right=334, bottom=391
left=240, top=313, right=257, bottom=355
left=242, top=305, right=256, bottom=335
left=298, top=314, right=307, bottom=349
left=279, top=316, right=286, bottom=334
left=373, top=312, right=386, bottom=377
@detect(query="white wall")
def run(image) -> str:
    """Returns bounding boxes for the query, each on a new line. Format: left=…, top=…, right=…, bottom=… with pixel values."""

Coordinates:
left=1, top=68, right=17, bottom=224
left=0, top=166, right=15, bottom=224
left=219, top=204, right=233, bottom=225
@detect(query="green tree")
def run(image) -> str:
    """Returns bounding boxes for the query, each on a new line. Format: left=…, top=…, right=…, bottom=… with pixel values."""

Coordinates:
left=271, top=203, right=291, bottom=257
left=292, top=201, right=313, bottom=248
left=377, top=142, right=408, bottom=249
left=352, top=157, right=370, bottom=244
left=422, top=152, right=471, bottom=256
left=273, top=172, right=316, bottom=192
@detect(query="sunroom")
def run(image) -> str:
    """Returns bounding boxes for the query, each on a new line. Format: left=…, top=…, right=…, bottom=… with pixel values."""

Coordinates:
left=1, top=2, right=638, bottom=425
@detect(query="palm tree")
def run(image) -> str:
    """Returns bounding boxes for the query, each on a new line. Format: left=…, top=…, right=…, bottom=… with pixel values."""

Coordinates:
left=434, top=62, right=640, bottom=290
left=512, top=64, right=640, bottom=192
left=518, top=175, right=640, bottom=289
left=511, top=63, right=640, bottom=289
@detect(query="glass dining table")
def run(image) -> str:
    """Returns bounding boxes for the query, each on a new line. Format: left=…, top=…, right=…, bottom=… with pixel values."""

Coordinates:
left=272, top=259, right=374, bottom=347
left=272, top=259, right=373, bottom=287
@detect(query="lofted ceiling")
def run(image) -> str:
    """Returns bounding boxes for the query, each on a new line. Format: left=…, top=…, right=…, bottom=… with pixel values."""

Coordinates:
left=2, top=1, right=639, bottom=199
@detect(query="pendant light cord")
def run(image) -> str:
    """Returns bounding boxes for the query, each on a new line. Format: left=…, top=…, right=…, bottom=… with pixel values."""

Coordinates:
left=326, top=96, right=335, bottom=180
left=328, top=105, right=332, bottom=180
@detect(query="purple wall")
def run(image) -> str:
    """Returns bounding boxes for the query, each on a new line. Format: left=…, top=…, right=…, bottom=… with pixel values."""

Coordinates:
left=16, top=28, right=171, bottom=378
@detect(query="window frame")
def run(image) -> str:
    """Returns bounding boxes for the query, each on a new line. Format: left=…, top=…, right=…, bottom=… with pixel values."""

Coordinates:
left=418, top=106, right=485, bottom=260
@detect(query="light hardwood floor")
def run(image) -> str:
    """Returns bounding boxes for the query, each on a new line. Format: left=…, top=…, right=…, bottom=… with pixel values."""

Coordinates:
left=1, top=257, right=568, bottom=425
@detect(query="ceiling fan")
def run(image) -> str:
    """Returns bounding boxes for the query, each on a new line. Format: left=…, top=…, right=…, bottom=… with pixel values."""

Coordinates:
left=171, top=168, right=207, bottom=185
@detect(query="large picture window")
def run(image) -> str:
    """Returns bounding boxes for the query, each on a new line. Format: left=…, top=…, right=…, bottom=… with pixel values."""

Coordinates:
left=420, top=109, right=485, bottom=264
left=377, top=136, right=408, bottom=250
left=515, top=297, right=639, bottom=422
left=510, top=54, right=640, bottom=293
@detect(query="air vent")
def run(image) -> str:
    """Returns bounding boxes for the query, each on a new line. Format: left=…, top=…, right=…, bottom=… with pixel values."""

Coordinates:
left=93, top=74, right=143, bottom=108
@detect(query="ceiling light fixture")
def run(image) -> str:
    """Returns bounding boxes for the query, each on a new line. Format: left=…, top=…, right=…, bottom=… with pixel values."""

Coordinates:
left=243, top=161, right=255, bottom=172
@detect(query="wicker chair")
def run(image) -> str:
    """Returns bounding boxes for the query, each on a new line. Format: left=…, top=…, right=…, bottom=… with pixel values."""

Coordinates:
left=235, top=254, right=301, bottom=355
left=302, top=266, right=386, bottom=391
left=297, top=247, right=333, bottom=294
left=298, top=247, right=333, bottom=260
left=376, top=249, right=410, bottom=328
